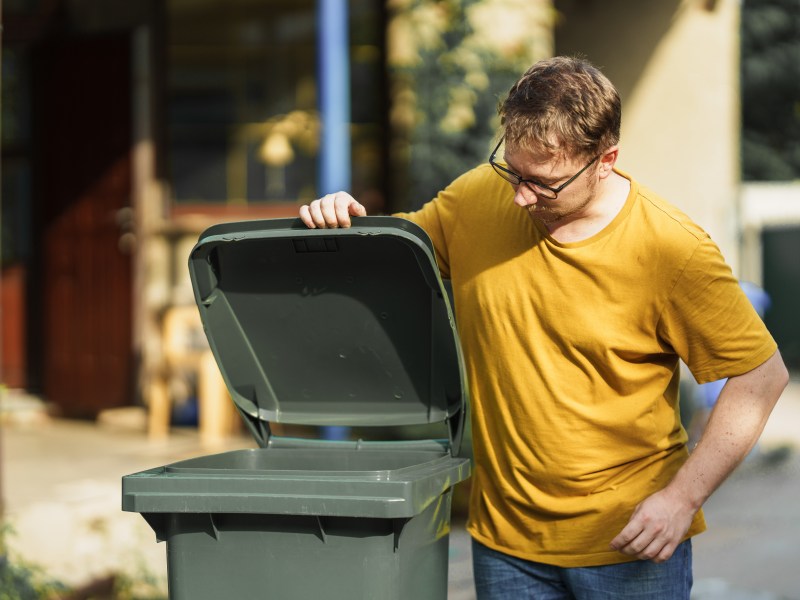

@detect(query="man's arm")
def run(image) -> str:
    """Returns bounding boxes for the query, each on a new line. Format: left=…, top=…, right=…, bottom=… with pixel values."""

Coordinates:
left=610, top=349, right=789, bottom=563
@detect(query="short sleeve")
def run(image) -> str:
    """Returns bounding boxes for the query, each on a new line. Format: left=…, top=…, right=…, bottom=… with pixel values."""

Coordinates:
left=393, top=167, right=483, bottom=279
left=657, top=237, right=777, bottom=383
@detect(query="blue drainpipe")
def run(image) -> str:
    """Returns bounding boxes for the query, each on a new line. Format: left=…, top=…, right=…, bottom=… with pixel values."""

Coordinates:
left=317, top=0, right=351, bottom=195
left=317, top=0, right=352, bottom=441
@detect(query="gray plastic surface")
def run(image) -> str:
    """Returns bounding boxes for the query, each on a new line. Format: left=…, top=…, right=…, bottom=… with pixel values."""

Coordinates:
left=122, top=443, right=469, bottom=520
left=153, top=497, right=453, bottom=599
left=122, top=440, right=470, bottom=599
left=188, top=216, right=468, bottom=453
left=122, top=217, right=472, bottom=599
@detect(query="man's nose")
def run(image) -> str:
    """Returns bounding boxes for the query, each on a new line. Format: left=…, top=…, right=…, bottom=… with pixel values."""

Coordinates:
left=513, top=184, right=537, bottom=208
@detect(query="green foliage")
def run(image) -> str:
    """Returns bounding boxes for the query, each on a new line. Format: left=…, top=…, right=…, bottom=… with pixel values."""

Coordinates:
left=111, top=571, right=168, bottom=600
left=0, top=524, right=166, bottom=600
left=741, top=0, right=800, bottom=181
left=0, top=525, right=64, bottom=599
left=387, top=0, right=553, bottom=209
left=0, top=556, right=167, bottom=600
left=0, top=554, right=68, bottom=600
left=402, top=52, right=519, bottom=209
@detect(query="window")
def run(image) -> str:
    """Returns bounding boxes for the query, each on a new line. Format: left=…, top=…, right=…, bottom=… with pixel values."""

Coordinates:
left=166, top=0, right=386, bottom=207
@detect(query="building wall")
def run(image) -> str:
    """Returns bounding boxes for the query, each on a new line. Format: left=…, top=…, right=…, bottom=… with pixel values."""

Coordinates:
left=4, top=0, right=750, bottom=418
left=142, top=0, right=746, bottom=426
left=555, top=0, right=742, bottom=273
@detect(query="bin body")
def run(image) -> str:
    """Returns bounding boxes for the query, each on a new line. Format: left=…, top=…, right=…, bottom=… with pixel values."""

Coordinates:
left=122, top=218, right=471, bottom=599
left=161, top=497, right=451, bottom=600
left=124, top=446, right=469, bottom=599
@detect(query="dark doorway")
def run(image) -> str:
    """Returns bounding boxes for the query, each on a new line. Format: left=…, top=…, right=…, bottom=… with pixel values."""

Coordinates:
left=32, top=32, right=134, bottom=418
left=762, top=227, right=800, bottom=373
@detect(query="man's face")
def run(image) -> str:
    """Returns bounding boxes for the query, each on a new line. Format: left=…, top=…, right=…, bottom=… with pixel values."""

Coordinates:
left=500, top=144, right=600, bottom=225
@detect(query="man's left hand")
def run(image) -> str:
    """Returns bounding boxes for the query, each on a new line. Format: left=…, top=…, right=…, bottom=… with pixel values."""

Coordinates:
left=609, top=487, right=696, bottom=563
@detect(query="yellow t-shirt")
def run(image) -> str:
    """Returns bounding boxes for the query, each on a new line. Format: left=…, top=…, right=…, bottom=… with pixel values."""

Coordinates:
left=396, top=164, right=777, bottom=567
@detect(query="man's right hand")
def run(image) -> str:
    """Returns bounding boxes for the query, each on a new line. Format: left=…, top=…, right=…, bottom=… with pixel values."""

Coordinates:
left=299, top=192, right=367, bottom=229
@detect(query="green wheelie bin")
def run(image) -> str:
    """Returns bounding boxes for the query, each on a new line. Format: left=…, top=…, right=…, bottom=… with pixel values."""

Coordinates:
left=122, top=217, right=471, bottom=599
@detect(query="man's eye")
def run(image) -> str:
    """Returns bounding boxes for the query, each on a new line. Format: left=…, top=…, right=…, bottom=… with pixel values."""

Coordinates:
left=530, top=178, right=554, bottom=187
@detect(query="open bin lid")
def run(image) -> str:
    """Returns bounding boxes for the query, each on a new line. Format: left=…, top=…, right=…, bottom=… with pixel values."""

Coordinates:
left=189, top=217, right=468, bottom=455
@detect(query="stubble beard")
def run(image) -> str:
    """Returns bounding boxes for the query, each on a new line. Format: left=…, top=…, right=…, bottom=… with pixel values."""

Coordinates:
left=526, top=177, right=599, bottom=225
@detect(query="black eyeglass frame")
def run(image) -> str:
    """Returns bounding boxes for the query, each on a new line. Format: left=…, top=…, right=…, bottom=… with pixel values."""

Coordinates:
left=489, top=137, right=600, bottom=200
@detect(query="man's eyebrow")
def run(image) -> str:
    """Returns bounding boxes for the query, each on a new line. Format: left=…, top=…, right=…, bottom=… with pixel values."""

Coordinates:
left=503, top=155, right=532, bottom=178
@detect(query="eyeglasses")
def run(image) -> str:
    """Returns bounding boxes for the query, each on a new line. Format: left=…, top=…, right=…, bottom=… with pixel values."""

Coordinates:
left=489, top=137, right=599, bottom=200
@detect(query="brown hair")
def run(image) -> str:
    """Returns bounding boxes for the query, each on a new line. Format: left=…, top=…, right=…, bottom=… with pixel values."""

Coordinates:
left=499, top=56, right=621, bottom=160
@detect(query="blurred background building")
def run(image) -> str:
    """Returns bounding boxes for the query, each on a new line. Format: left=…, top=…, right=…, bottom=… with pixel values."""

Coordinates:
left=1, top=0, right=798, bottom=434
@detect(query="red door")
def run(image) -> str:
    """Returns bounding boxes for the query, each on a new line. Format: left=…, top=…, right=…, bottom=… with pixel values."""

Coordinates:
left=34, top=33, right=134, bottom=418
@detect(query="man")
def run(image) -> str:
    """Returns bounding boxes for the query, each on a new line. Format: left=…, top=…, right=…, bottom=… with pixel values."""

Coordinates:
left=299, top=56, right=788, bottom=599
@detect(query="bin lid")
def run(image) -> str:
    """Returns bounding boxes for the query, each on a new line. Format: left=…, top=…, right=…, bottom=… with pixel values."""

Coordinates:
left=189, top=217, right=468, bottom=454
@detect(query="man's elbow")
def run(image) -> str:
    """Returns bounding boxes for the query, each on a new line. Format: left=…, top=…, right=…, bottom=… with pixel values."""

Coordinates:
left=775, top=352, right=790, bottom=393
left=763, top=349, right=790, bottom=402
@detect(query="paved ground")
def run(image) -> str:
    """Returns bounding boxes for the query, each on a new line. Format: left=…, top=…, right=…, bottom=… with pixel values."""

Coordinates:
left=2, top=378, right=799, bottom=599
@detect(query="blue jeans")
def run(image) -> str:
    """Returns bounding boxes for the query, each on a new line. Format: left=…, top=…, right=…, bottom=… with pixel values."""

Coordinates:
left=472, top=538, right=693, bottom=600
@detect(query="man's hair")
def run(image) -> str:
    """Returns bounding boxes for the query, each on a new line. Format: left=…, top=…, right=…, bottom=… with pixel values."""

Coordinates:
left=499, top=56, right=621, bottom=160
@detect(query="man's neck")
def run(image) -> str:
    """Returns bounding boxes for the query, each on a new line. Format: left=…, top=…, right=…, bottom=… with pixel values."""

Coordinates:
left=543, top=171, right=631, bottom=243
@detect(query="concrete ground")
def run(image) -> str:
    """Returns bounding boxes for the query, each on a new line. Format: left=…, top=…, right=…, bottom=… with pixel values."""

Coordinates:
left=2, top=377, right=799, bottom=599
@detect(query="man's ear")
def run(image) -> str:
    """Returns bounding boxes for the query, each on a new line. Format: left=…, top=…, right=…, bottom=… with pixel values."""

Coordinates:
left=598, top=146, right=619, bottom=179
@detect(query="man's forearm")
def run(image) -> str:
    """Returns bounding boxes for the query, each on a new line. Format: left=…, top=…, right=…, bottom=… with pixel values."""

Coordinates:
left=669, top=349, right=788, bottom=509
left=610, top=350, right=788, bottom=562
